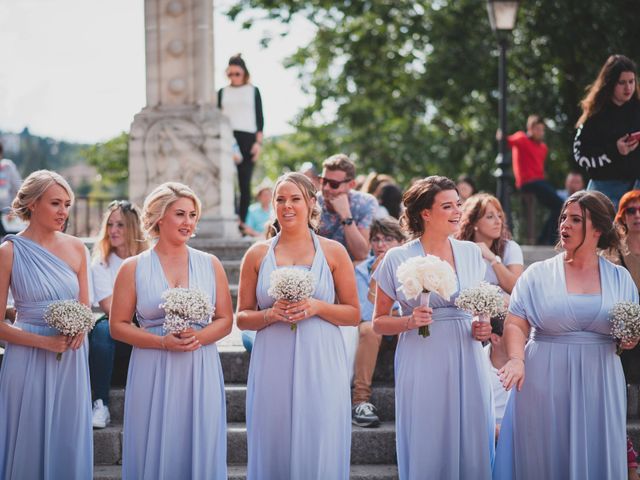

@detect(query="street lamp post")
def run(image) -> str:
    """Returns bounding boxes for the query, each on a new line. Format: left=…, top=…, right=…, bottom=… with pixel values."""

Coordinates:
left=486, top=0, right=519, bottom=227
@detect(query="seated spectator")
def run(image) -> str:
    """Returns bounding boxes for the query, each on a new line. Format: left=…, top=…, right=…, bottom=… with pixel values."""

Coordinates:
left=485, top=313, right=510, bottom=439
left=375, top=183, right=403, bottom=219
left=557, top=171, right=585, bottom=201
left=351, top=217, right=406, bottom=428
left=455, top=193, right=524, bottom=294
left=456, top=174, right=477, bottom=204
left=242, top=180, right=273, bottom=238
left=90, top=200, right=149, bottom=428
left=629, top=438, right=639, bottom=480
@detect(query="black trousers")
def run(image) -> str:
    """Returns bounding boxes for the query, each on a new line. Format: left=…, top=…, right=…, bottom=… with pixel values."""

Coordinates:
left=234, top=130, right=257, bottom=223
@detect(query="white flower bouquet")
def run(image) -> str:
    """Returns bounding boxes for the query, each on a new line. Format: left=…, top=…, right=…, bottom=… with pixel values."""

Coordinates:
left=160, top=288, right=214, bottom=334
left=455, top=281, right=506, bottom=323
left=268, top=267, right=316, bottom=331
left=396, top=255, right=457, bottom=337
left=43, top=300, right=96, bottom=360
left=610, top=301, right=640, bottom=355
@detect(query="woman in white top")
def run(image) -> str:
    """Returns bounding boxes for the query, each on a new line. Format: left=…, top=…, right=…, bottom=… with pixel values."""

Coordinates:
left=456, top=193, right=524, bottom=294
left=89, top=200, right=149, bottom=428
left=217, top=54, right=264, bottom=227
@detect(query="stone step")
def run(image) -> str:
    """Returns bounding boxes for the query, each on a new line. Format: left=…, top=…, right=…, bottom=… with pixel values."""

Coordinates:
left=105, top=383, right=396, bottom=426
left=222, top=259, right=241, bottom=284
left=188, top=238, right=253, bottom=261
left=94, top=463, right=400, bottom=480
left=521, top=245, right=556, bottom=266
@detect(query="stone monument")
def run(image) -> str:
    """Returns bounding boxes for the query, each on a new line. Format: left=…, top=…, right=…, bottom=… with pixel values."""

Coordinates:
left=129, top=0, right=238, bottom=238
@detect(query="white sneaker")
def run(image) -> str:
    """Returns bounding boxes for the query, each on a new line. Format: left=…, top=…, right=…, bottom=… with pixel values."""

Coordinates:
left=92, top=399, right=111, bottom=429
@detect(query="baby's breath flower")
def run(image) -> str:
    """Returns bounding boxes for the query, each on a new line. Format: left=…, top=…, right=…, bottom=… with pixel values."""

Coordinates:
left=160, top=288, right=214, bottom=334
left=43, top=300, right=96, bottom=360
left=455, top=282, right=505, bottom=317
left=268, top=268, right=315, bottom=331
left=610, top=302, right=640, bottom=354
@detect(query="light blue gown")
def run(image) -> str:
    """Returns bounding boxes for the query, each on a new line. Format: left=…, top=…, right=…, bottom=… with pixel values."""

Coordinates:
left=374, top=237, right=494, bottom=479
left=246, top=231, right=351, bottom=480
left=493, top=253, right=637, bottom=480
left=122, top=247, right=227, bottom=479
left=0, top=235, right=93, bottom=479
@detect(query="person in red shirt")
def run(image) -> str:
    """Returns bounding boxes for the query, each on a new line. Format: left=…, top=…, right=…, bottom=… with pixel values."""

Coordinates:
left=507, top=115, right=563, bottom=245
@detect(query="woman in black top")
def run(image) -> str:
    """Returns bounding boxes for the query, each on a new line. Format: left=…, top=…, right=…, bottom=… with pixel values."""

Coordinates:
left=574, top=54, right=640, bottom=209
left=218, top=54, right=264, bottom=226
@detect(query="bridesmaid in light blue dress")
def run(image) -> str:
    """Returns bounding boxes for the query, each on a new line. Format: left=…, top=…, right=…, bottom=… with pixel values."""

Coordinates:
left=110, top=183, right=233, bottom=479
left=237, top=173, right=359, bottom=480
left=494, top=190, right=639, bottom=480
left=373, top=176, right=494, bottom=479
left=0, top=170, right=93, bottom=479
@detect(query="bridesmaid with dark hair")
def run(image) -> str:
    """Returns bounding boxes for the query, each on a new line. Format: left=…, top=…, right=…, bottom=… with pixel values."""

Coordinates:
left=495, top=190, right=639, bottom=479
left=373, top=176, right=494, bottom=479
left=0, top=170, right=93, bottom=478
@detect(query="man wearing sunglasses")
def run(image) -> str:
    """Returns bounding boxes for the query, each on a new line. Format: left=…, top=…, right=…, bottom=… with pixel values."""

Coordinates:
left=317, top=154, right=377, bottom=262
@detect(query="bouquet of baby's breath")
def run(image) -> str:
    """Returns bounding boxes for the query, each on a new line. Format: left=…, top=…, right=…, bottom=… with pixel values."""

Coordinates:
left=160, top=288, right=214, bottom=334
left=396, top=255, right=457, bottom=337
left=268, top=267, right=315, bottom=331
left=610, top=302, right=640, bottom=355
left=43, top=300, right=96, bottom=360
left=455, top=282, right=506, bottom=322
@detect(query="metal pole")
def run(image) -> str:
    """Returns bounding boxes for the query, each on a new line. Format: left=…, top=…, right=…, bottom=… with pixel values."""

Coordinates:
left=496, top=36, right=513, bottom=228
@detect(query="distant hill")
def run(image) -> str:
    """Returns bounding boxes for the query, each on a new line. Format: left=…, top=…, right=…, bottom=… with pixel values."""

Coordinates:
left=0, top=127, right=89, bottom=177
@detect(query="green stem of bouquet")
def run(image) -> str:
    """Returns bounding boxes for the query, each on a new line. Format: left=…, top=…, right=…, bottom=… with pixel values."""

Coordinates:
left=418, top=290, right=432, bottom=338
left=291, top=324, right=297, bottom=331
left=56, top=352, right=62, bottom=361
left=616, top=344, right=623, bottom=356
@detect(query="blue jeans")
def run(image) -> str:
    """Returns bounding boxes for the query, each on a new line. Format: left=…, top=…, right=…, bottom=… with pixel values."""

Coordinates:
left=89, top=317, right=115, bottom=405
left=586, top=179, right=640, bottom=211
left=521, top=180, right=564, bottom=245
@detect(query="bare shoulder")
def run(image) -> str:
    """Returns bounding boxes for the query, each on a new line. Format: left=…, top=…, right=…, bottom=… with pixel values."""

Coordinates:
left=318, top=236, right=350, bottom=263
left=60, top=233, right=86, bottom=254
left=243, top=239, right=271, bottom=265
left=118, top=255, right=139, bottom=277
left=0, top=240, right=14, bottom=265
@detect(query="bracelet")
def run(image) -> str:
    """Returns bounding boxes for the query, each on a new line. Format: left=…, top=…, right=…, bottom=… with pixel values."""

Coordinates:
left=406, top=315, right=412, bottom=331
left=160, top=336, right=167, bottom=350
left=263, top=308, right=270, bottom=325
left=508, top=356, right=524, bottom=363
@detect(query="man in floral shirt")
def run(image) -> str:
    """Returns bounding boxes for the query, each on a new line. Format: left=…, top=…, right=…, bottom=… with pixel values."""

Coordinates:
left=317, top=154, right=377, bottom=262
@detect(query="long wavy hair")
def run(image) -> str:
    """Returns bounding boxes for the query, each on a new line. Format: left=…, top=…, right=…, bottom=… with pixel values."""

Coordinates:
left=455, top=194, right=511, bottom=257
left=92, top=201, right=149, bottom=265
left=576, top=54, right=640, bottom=126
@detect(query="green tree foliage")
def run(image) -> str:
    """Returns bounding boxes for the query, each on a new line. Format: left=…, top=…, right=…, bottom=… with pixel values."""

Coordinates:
left=228, top=0, right=640, bottom=190
left=82, top=132, right=129, bottom=197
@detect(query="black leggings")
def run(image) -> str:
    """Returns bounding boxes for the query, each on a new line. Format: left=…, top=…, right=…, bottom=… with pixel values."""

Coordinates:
left=234, top=130, right=257, bottom=223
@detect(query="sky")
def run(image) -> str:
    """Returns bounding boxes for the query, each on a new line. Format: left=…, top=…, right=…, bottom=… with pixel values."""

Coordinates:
left=0, top=0, right=313, bottom=144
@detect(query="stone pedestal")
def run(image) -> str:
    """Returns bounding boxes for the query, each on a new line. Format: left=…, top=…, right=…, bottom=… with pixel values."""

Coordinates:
left=129, top=0, right=238, bottom=238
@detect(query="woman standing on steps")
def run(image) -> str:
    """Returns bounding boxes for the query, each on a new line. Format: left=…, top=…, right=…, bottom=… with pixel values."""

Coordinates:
left=237, top=172, right=359, bottom=480
left=89, top=200, right=149, bottom=429
left=494, top=191, right=639, bottom=479
left=373, top=176, right=494, bottom=479
left=0, top=170, right=93, bottom=478
left=110, top=182, right=233, bottom=479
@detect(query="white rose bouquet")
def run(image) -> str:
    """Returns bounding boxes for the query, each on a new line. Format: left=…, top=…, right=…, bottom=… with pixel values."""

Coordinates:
left=43, top=300, right=96, bottom=360
left=268, top=267, right=316, bottom=331
left=160, top=288, right=214, bottom=335
left=610, top=301, right=640, bottom=355
left=455, top=281, right=506, bottom=323
left=396, top=255, right=457, bottom=337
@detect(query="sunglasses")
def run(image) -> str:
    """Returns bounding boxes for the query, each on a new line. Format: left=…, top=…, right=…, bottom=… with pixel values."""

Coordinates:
left=109, top=200, right=133, bottom=213
left=625, top=206, right=640, bottom=215
left=319, top=177, right=352, bottom=189
left=227, top=72, right=243, bottom=78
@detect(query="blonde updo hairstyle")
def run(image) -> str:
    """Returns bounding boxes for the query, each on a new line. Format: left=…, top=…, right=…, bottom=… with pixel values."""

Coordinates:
left=268, top=172, right=320, bottom=238
left=142, top=182, right=202, bottom=239
left=11, top=169, right=75, bottom=221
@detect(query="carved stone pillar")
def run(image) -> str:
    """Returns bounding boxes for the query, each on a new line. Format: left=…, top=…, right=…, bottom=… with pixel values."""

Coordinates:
left=129, top=0, right=237, bottom=238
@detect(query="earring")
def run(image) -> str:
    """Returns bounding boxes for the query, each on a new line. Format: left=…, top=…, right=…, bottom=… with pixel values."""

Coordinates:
left=474, top=226, right=478, bottom=231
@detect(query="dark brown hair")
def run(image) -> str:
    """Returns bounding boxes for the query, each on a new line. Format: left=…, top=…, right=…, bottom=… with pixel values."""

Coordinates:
left=455, top=193, right=511, bottom=257
left=227, top=53, right=250, bottom=84
left=322, top=153, right=356, bottom=180
left=400, top=176, right=457, bottom=238
left=558, top=190, right=620, bottom=254
left=577, top=54, right=640, bottom=126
